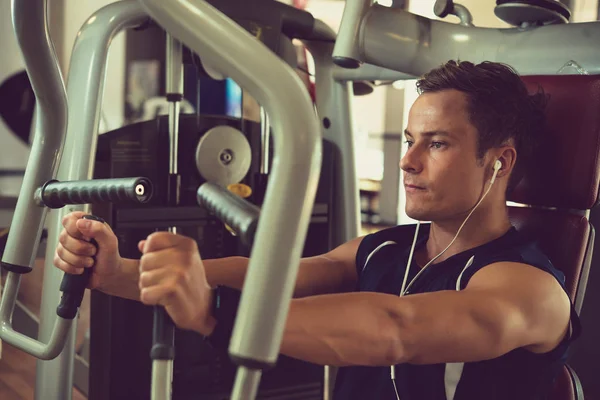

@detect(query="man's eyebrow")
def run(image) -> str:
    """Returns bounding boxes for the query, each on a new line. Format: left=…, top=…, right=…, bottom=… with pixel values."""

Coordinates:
left=404, top=129, right=453, bottom=138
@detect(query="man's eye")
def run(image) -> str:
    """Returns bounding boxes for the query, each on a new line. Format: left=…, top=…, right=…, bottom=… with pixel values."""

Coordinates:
left=431, top=142, right=446, bottom=149
left=404, top=140, right=414, bottom=148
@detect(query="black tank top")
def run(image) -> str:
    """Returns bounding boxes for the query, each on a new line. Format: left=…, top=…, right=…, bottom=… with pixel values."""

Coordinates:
left=333, top=224, right=581, bottom=400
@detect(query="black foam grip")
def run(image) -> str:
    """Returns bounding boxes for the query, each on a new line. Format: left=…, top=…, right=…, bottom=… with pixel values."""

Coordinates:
left=39, top=177, right=153, bottom=209
left=151, top=307, right=175, bottom=360
left=56, top=215, right=104, bottom=319
left=197, top=183, right=260, bottom=248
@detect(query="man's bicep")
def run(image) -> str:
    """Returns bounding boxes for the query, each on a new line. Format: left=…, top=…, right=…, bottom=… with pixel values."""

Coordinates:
left=466, top=262, right=572, bottom=353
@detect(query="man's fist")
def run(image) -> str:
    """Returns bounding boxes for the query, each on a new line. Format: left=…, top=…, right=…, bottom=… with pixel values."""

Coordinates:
left=54, top=211, right=121, bottom=290
left=138, top=232, right=216, bottom=336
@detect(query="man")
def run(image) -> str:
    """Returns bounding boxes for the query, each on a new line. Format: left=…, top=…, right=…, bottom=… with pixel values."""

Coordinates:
left=54, top=61, right=578, bottom=399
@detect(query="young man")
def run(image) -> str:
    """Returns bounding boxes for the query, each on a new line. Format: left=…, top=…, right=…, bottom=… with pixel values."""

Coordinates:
left=54, top=61, right=578, bottom=399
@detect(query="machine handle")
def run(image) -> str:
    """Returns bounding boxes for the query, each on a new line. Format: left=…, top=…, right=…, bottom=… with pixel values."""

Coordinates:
left=55, top=214, right=102, bottom=319
left=151, top=307, right=176, bottom=360
left=197, top=183, right=260, bottom=248
left=36, top=177, right=153, bottom=208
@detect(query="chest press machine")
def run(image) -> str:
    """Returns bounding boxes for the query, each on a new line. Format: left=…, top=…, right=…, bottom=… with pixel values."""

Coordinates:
left=2, top=0, right=599, bottom=400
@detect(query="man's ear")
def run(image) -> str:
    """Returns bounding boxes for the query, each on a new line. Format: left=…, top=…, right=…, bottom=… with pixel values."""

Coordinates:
left=495, top=147, right=517, bottom=178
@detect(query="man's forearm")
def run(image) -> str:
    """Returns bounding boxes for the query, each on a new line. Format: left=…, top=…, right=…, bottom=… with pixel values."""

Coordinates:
left=204, top=255, right=356, bottom=298
left=280, top=293, right=405, bottom=367
left=97, top=256, right=247, bottom=301
left=204, top=257, right=249, bottom=290
left=98, top=258, right=142, bottom=301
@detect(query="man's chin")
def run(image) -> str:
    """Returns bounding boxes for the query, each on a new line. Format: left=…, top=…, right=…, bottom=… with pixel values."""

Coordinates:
left=405, top=208, right=431, bottom=222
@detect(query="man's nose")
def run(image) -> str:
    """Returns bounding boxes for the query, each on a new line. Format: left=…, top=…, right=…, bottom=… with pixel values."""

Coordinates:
left=400, top=146, right=422, bottom=173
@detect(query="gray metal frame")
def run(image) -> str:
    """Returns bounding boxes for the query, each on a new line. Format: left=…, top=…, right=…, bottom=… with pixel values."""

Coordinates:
left=1, top=0, right=67, bottom=273
left=15, top=0, right=600, bottom=399
left=135, top=1, right=322, bottom=398
left=335, top=2, right=600, bottom=76
left=34, top=2, right=148, bottom=400
left=304, top=23, right=360, bottom=248
left=0, top=0, right=71, bottom=361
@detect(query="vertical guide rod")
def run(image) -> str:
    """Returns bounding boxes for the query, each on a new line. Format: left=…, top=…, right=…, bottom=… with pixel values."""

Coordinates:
left=151, top=33, right=183, bottom=400
left=260, top=107, right=270, bottom=175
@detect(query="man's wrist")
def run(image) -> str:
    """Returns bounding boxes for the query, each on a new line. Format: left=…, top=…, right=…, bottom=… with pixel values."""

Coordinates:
left=196, top=286, right=217, bottom=336
left=97, top=257, right=140, bottom=301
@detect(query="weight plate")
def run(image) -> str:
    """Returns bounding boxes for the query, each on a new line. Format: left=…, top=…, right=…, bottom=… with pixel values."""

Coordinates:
left=195, top=125, right=252, bottom=187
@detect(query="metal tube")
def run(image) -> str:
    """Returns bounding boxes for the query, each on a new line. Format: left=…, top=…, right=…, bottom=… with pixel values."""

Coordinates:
left=1, top=0, right=67, bottom=273
left=151, top=33, right=182, bottom=400
left=454, top=4, right=474, bottom=27
left=231, top=367, right=262, bottom=400
left=0, top=273, right=71, bottom=360
left=316, top=19, right=413, bottom=82
left=260, top=107, right=270, bottom=175
left=0, top=0, right=72, bottom=370
left=304, top=39, right=360, bottom=246
left=166, top=36, right=184, bottom=95
left=137, top=2, right=321, bottom=399
left=332, top=0, right=373, bottom=68
left=36, top=2, right=148, bottom=400
left=168, top=102, right=181, bottom=176
left=151, top=359, right=173, bottom=400
left=166, top=36, right=183, bottom=176
left=361, top=5, right=600, bottom=76
left=307, top=22, right=362, bottom=399
left=333, top=63, right=415, bottom=82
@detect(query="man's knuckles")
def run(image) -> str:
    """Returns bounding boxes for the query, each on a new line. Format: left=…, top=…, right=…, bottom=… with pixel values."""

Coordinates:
left=139, top=250, right=195, bottom=272
left=62, top=212, right=85, bottom=228
left=144, top=232, right=198, bottom=253
left=59, top=228, right=83, bottom=246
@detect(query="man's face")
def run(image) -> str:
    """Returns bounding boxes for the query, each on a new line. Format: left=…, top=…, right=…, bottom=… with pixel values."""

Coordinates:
left=401, top=89, right=489, bottom=222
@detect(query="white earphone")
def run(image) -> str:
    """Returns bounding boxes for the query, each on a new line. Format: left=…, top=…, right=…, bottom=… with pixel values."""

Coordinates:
left=391, top=158, right=503, bottom=399
left=491, top=159, right=502, bottom=184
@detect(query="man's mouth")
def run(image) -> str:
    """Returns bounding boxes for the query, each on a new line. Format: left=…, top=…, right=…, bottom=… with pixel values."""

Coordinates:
left=404, top=183, right=426, bottom=190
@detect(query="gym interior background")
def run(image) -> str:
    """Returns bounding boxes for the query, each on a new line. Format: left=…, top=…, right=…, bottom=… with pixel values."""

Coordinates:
left=1, top=0, right=600, bottom=399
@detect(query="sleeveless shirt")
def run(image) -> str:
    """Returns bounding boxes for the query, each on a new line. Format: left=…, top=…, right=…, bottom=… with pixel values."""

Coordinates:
left=333, top=224, right=581, bottom=400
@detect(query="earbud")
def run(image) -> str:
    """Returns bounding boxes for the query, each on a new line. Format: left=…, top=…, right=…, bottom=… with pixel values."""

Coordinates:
left=490, top=159, right=502, bottom=184
left=494, top=159, right=502, bottom=172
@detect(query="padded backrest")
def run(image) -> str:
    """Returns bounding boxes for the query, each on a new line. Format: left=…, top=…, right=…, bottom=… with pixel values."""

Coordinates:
left=506, top=75, right=600, bottom=314
left=550, top=365, right=577, bottom=400
left=510, top=75, right=600, bottom=210
left=508, top=207, right=592, bottom=312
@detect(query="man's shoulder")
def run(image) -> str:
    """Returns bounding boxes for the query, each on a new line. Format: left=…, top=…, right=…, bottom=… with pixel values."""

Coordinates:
left=480, top=228, right=564, bottom=285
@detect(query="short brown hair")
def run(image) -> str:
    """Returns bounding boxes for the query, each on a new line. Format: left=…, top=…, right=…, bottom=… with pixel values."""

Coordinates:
left=416, top=60, right=548, bottom=193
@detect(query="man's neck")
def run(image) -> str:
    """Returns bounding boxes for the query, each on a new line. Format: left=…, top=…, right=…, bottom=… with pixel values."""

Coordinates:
left=419, top=204, right=512, bottom=266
